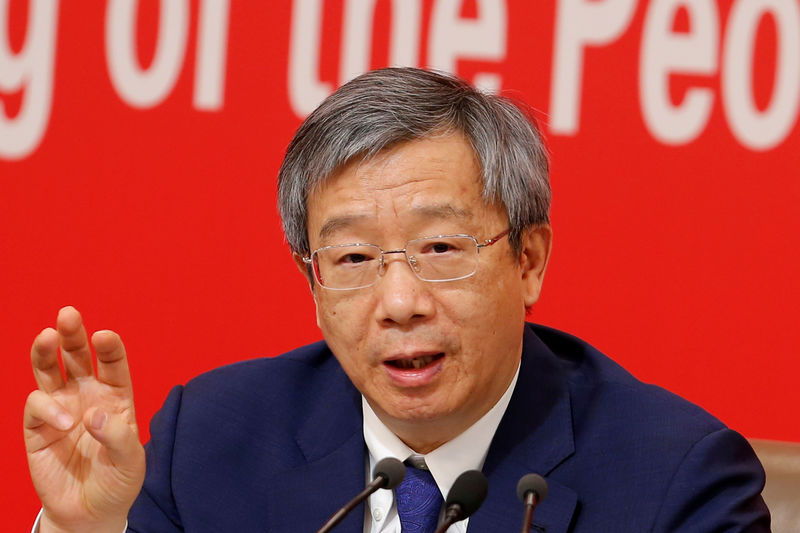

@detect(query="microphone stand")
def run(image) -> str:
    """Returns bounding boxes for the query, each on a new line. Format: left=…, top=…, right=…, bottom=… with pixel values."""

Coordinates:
left=520, top=491, right=539, bottom=532
left=317, top=476, right=385, bottom=533
left=433, top=504, right=463, bottom=533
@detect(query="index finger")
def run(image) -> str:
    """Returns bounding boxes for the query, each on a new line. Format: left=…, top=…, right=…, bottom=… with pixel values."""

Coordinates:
left=31, top=327, right=66, bottom=393
left=91, top=330, right=133, bottom=389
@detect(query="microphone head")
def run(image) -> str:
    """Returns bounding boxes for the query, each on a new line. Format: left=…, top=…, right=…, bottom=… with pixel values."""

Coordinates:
left=516, top=473, right=548, bottom=503
left=445, top=470, right=488, bottom=519
left=373, top=457, right=406, bottom=489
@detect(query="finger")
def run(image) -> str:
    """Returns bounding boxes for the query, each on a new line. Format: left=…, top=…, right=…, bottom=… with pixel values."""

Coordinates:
left=23, top=390, right=75, bottom=453
left=57, top=306, right=94, bottom=379
left=84, top=406, right=145, bottom=478
left=23, top=390, right=74, bottom=431
left=31, top=328, right=65, bottom=393
left=92, top=330, right=133, bottom=389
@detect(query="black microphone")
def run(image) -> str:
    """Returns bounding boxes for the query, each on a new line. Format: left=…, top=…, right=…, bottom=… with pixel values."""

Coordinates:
left=317, top=457, right=406, bottom=533
left=433, top=469, right=488, bottom=533
left=517, top=473, right=548, bottom=533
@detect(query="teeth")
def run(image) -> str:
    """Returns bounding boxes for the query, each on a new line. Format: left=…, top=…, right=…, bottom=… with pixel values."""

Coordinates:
left=395, top=355, right=435, bottom=369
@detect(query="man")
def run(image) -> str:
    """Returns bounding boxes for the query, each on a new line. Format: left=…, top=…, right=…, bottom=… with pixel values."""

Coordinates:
left=25, top=68, right=769, bottom=532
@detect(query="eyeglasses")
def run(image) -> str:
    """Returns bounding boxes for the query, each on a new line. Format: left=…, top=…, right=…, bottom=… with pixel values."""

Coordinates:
left=303, top=229, right=510, bottom=290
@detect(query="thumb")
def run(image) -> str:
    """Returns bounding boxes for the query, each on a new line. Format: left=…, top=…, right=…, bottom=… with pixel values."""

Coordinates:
left=84, top=407, right=146, bottom=479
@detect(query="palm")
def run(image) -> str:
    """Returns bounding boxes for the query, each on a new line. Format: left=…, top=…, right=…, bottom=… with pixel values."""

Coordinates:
left=24, top=307, right=145, bottom=531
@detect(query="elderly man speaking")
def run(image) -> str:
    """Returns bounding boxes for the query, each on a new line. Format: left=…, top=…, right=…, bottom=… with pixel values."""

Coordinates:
left=24, top=68, right=769, bottom=532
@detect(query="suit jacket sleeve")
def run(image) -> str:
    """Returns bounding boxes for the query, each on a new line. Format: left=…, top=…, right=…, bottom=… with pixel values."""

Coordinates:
left=127, top=385, right=186, bottom=533
left=651, top=428, right=770, bottom=532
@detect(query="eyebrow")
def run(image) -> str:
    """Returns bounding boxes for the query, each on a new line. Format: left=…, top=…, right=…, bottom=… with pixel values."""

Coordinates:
left=318, top=215, right=368, bottom=241
left=317, top=204, right=474, bottom=241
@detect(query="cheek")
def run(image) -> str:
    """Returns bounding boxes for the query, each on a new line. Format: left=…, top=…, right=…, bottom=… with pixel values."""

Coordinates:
left=456, top=265, right=524, bottom=317
left=315, top=296, right=370, bottom=349
left=484, top=261, right=526, bottom=310
left=314, top=293, right=343, bottom=325
left=316, top=301, right=369, bottom=381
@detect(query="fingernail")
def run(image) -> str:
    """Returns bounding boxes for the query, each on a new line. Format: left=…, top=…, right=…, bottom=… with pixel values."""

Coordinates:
left=56, top=413, right=74, bottom=430
left=91, top=409, right=108, bottom=430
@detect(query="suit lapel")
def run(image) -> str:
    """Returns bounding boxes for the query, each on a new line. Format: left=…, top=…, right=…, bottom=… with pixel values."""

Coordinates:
left=468, top=326, right=579, bottom=532
left=266, top=357, right=367, bottom=533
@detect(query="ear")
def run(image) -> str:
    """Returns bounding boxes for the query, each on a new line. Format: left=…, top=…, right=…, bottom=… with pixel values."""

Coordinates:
left=519, top=224, right=553, bottom=309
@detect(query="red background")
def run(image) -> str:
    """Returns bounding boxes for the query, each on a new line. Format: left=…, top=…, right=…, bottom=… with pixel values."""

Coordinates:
left=3, top=1, right=798, bottom=527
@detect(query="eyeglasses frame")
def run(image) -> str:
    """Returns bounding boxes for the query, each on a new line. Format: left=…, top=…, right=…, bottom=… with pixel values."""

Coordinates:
left=302, top=228, right=511, bottom=290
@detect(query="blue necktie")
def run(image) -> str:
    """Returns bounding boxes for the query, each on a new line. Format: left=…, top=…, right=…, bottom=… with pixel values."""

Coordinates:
left=395, top=464, right=443, bottom=532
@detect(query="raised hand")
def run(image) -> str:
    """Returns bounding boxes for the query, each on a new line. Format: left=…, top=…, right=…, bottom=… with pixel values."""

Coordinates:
left=24, top=307, right=145, bottom=533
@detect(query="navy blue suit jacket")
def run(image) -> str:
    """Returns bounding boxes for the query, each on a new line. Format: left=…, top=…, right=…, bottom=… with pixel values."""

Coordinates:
left=128, top=324, right=769, bottom=532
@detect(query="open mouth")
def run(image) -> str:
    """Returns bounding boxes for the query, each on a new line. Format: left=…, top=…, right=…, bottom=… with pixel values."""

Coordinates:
left=386, top=353, right=444, bottom=370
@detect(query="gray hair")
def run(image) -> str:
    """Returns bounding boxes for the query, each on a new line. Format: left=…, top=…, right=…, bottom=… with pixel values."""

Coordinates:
left=277, top=67, right=550, bottom=255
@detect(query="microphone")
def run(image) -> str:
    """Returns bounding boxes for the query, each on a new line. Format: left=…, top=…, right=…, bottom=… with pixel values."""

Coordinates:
left=317, top=457, right=406, bottom=533
left=433, top=470, right=488, bottom=533
left=517, top=473, right=548, bottom=533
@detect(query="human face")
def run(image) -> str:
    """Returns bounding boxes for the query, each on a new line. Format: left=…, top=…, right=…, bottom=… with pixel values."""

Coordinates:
left=299, top=133, right=551, bottom=453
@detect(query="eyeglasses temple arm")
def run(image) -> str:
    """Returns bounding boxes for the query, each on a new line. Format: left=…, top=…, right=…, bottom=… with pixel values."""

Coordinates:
left=478, top=228, right=510, bottom=248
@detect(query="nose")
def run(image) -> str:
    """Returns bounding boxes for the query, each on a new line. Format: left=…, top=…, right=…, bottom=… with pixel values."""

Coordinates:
left=373, top=254, right=435, bottom=326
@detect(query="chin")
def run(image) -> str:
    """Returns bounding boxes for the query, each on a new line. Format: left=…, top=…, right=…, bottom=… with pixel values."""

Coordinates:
left=383, top=396, right=455, bottom=423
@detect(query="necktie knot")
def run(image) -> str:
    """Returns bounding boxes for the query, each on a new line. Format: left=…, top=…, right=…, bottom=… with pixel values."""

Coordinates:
left=395, top=462, right=443, bottom=532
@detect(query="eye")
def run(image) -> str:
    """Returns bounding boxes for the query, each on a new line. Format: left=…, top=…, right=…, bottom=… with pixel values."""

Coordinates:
left=430, top=242, right=453, bottom=253
left=419, top=238, right=466, bottom=255
left=340, top=253, right=370, bottom=264
left=326, top=246, right=379, bottom=266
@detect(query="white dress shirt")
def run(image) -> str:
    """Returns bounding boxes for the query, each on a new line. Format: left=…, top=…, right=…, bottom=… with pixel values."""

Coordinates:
left=363, top=363, right=520, bottom=533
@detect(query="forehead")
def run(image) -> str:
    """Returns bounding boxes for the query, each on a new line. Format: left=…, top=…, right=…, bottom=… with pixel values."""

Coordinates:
left=306, top=134, right=498, bottom=244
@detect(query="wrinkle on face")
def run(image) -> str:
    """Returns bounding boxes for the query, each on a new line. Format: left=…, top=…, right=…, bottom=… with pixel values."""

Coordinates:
left=310, top=139, right=485, bottom=248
